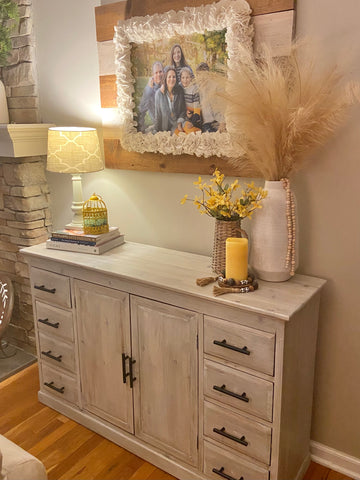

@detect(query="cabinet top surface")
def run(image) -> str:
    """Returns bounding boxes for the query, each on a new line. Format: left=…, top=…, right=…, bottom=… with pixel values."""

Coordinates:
left=22, top=242, right=325, bottom=321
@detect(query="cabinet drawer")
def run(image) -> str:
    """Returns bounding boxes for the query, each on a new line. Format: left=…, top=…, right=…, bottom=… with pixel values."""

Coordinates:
left=204, top=360, right=273, bottom=422
left=204, top=401, right=271, bottom=465
left=39, top=332, right=75, bottom=373
left=36, top=301, right=74, bottom=341
left=204, top=316, right=275, bottom=376
left=41, top=364, right=78, bottom=405
left=31, top=267, right=71, bottom=308
left=204, top=440, right=268, bottom=480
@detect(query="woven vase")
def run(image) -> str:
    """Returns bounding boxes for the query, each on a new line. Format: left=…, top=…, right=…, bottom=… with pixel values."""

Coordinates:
left=212, top=219, right=247, bottom=275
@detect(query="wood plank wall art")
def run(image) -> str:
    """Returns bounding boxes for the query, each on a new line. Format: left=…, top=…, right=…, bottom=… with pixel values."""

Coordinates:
left=95, top=0, right=296, bottom=175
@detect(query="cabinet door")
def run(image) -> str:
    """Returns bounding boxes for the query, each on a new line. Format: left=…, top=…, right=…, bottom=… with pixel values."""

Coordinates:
left=75, top=280, right=133, bottom=433
left=131, top=296, right=199, bottom=467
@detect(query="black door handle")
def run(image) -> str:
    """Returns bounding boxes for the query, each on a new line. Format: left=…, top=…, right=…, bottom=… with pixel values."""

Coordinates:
left=129, top=356, right=136, bottom=388
left=122, top=353, right=130, bottom=384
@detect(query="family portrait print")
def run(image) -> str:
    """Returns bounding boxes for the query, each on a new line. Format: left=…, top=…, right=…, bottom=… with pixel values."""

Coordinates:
left=114, top=0, right=253, bottom=158
left=131, top=31, right=227, bottom=136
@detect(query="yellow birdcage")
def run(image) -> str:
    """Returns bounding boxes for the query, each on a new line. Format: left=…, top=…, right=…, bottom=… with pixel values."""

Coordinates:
left=82, top=193, right=109, bottom=235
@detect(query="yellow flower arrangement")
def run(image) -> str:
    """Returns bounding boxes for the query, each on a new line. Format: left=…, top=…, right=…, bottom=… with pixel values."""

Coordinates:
left=181, top=169, right=267, bottom=221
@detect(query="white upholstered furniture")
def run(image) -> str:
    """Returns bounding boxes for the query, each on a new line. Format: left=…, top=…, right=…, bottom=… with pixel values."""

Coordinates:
left=0, top=435, right=47, bottom=480
left=22, top=242, right=325, bottom=480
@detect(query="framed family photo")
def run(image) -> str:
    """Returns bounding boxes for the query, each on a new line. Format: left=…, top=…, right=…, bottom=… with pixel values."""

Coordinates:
left=114, top=0, right=253, bottom=159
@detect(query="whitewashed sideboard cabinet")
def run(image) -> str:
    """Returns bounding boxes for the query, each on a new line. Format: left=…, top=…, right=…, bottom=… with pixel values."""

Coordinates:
left=22, top=242, right=325, bottom=480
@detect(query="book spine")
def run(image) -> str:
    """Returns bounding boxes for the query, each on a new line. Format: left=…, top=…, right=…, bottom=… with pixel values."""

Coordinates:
left=51, top=233, right=98, bottom=242
left=46, top=241, right=99, bottom=254
left=50, top=237, right=97, bottom=246
left=46, top=237, right=124, bottom=254
left=51, top=228, right=120, bottom=244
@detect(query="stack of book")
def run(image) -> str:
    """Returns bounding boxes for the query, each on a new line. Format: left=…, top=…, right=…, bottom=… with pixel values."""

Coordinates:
left=46, top=227, right=125, bottom=254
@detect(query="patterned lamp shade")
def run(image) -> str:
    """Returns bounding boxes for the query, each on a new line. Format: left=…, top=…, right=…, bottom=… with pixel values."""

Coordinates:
left=47, top=127, right=104, bottom=173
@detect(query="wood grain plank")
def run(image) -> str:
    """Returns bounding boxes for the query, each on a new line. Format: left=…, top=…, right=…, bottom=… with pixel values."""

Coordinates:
left=128, top=462, right=157, bottom=479
left=95, top=0, right=295, bottom=42
left=127, top=0, right=295, bottom=18
left=100, top=74, right=117, bottom=108
left=3, top=407, right=59, bottom=448
left=98, top=41, right=116, bottom=76
left=103, top=138, right=260, bottom=176
left=28, top=417, right=77, bottom=457
left=48, top=434, right=105, bottom=480
left=95, top=451, right=145, bottom=480
left=95, top=2, right=128, bottom=42
left=327, top=470, right=354, bottom=480
left=57, top=439, right=131, bottom=480
left=253, top=10, right=295, bottom=56
left=303, top=461, right=331, bottom=480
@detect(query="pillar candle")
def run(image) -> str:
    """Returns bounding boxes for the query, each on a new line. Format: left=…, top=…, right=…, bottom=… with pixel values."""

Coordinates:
left=225, top=237, right=248, bottom=280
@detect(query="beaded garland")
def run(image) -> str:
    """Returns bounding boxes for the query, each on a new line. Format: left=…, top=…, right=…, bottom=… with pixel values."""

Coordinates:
left=195, top=273, right=258, bottom=296
left=281, top=178, right=296, bottom=276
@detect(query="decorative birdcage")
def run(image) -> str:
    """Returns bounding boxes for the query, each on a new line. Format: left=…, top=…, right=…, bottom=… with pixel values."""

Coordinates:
left=82, top=193, right=109, bottom=235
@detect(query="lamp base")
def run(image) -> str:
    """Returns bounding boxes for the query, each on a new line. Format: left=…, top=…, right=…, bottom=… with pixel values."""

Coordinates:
left=67, top=174, right=84, bottom=231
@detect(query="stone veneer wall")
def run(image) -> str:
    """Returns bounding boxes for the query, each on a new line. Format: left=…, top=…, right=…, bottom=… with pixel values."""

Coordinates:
left=0, top=157, right=51, bottom=352
left=2, top=0, right=40, bottom=123
left=0, top=0, right=52, bottom=354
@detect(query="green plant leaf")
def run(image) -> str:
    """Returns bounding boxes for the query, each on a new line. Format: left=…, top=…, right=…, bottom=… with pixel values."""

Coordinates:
left=0, top=0, right=19, bottom=66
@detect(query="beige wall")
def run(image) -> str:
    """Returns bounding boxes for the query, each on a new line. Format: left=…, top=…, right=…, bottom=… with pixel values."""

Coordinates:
left=33, top=0, right=360, bottom=459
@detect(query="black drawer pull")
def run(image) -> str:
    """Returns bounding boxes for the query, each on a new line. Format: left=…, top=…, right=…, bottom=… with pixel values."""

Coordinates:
left=41, top=350, right=62, bottom=362
left=212, top=467, right=244, bottom=480
left=44, top=381, right=64, bottom=394
left=213, top=427, right=248, bottom=446
left=34, top=284, right=56, bottom=294
left=213, top=384, right=249, bottom=403
left=213, top=339, right=250, bottom=356
left=38, top=318, right=59, bottom=329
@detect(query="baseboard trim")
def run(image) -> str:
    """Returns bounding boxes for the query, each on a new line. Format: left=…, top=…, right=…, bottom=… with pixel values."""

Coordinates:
left=310, top=441, right=360, bottom=480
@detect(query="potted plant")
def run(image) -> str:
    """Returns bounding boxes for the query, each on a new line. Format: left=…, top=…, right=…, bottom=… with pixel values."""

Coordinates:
left=181, top=168, right=267, bottom=274
left=197, top=42, right=359, bottom=281
left=0, top=0, right=19, bottom=123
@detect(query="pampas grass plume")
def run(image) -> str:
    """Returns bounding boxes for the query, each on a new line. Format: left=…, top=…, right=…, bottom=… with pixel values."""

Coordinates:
left=196, top=42, right=359, bottom=179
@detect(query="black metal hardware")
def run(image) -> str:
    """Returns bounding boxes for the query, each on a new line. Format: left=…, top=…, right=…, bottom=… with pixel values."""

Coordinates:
left=41, top=350, right=62, bottom=362
left=122, top=353, right=130, bottom=384
left=44, top=381, right=65, bottom=394
left=129, top=356, right=136, bottom=388
left=213, top=384, right=249, bottom=403
left=212, top=466, right=244, bottom=480
left=213, top=339, right=250, bottom=356
left=34, top=284, right=56, bottom=294
left=213, top=427, right=248, bottom=446
left=38, top=318, right=59, bottom=329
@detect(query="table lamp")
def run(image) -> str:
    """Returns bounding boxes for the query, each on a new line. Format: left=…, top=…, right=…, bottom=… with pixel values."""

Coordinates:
left=47, top=127, right=104, bottom=230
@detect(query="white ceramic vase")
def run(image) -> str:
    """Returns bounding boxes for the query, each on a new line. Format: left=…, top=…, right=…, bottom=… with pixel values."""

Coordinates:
left=0, top=80, right=9, bottom=124
left=249, top=180, right=298, bottom=282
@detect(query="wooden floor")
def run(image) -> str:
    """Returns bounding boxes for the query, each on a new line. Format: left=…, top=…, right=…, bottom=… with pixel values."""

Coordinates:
left=0, top=364, right=353, bottom=480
